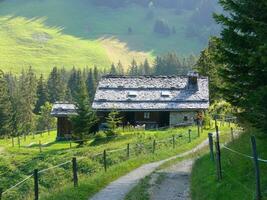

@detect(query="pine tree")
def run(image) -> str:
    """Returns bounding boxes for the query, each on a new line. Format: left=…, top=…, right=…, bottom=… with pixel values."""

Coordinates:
left=86, top=68, right=95, bottom=102
left=214, top=0, right=267, bottom=130
left=117, top=61, right=124, bottom=75
left=110, top=63, right=117, bottom=75
left=128, top=59, right=138, bottom=75
left=39, top=102, right=56, bottom=134
left=194, top=38, right=223, bottom=102
left=105, top=110, right=123, bottom=136
left=71, top=73, right=98, bottom=143
left=34, top=74, right=48, bottom=114
left=67, top=67, right=78, bottom=101
left=47, top=67, right=66, bottom=102
left=0, top=70, right=12, bottom=137
left=17, top=67, right=37, bottom=134
left=93, top=66, right=99, bottom=83
left=139, top=59, right=151, bottom=75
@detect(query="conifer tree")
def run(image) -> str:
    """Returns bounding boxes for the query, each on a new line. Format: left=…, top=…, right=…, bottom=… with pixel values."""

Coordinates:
left=117, top=61, right=124, bottom=75
left=195, top=38, right=222, bottom=102
left=128, top=59, right=138, bottom=75
left=17, top=67, right=37, bottom=134
left=71, top=72, right=98, bottom=143
left=0, top=70, right=12, bottom=137
left=110, top=63, right=117, bottom=75
left=214, top=0, right=267, bottom=130
left=47, top=67, right=66, bottom=102
left=39, top=102, right=56, bottom=134
left=34, top=74, right=48, bottom=114
left=86, top=68, right=95, bottom=102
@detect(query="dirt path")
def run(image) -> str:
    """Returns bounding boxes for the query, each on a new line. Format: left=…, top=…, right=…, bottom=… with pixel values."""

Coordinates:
left=89, top=139, right=208, bottom=200
left=149, top=159, right=194, bottom=200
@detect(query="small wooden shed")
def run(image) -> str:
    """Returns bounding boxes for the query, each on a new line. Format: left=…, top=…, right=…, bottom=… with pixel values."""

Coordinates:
left=51, top=102, right=76, bottom=140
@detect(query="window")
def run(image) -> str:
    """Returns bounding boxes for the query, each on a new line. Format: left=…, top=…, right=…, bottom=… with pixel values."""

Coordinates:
left=144, top=112, right=150, bottom=119
left=161, top=91, right=171, bottom=97
left=128, top=91, right=137, bottom=97
left=183, top=116, right=188, bottom=121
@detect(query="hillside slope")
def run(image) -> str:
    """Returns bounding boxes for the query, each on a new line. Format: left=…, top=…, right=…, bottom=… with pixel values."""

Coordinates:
left=0, top=0, right=219, bottom=55
left=0, top=16, right=152, bottom=75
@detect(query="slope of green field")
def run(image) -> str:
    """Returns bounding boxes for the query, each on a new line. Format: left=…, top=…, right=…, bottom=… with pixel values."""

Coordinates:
left=0, top=125, right=229, bottom=200
left=0, top=16, right=153, bottom=75
left=0, top=0, right=206, bottom=55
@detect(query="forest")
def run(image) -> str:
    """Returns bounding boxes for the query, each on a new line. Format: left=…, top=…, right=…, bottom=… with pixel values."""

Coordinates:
left=0, top=53, right=195, bottom=138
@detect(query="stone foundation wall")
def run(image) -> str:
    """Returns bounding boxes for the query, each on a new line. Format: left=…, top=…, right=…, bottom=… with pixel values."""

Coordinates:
left=169, top=111, right=196, bottom=126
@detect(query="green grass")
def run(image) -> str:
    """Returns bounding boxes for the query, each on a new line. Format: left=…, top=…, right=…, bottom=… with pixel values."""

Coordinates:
left=0, top=124, right=233, bottom=200
left=191, top=127, right=267, bottom=200
left=0, top=15, right=153, bottom=75
left=0, top=0, right=206, bottom=56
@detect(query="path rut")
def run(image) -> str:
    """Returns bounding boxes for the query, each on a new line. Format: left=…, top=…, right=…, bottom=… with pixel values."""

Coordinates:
left=89, top=139, right=208, bottom=200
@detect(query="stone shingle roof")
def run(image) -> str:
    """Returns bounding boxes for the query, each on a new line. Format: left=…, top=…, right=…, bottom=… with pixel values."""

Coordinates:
left=92, top=75, right=209, bottom=111
left=51, top=102, right=77, bottom=117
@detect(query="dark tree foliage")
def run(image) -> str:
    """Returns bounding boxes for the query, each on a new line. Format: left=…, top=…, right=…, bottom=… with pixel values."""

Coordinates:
left=153, top=19, right=171, bottom=36
left=86, top=68, right=95, bottom=102
left=153, top=53, right=189, bottom=75
left=71, top=75, right=98, bottom=143
left=110, top=63, right=117, bottom=75
left=214, top=0, right=267, bottom=130
left=128, top=59, right=138, bottom=75
left=47, top=67, right=66, bottom=103
left=0, top=70, right=12, bottom=137
left=34, top=74, right=48, bottom=114
left=17, top=67, right=37, bottom=134
left=194, top=38, right=223, bottom=102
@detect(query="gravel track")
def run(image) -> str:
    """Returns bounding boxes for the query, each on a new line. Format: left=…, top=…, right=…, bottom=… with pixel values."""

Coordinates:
left=89, top=139, right=208, bottom=200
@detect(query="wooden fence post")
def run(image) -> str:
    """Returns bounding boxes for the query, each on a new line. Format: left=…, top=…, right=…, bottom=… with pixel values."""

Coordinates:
left=152, top=140, right=156, bottom=153
left=172, top=135, right=175, bottom=149
left=127, top=143, right=130, bottom=158
left=32, top=132, right=35, bottom=139
left=231, top=127, right=234, bottom=141
left=69, top=140, right=72, bottom=149
left=12, top=137, right=14, bottom=147
left=39, top=141, right=42, bottom=153
left=215, top=141, right=222, bottom=181
left=188, top=129, right=191, bottom=143
left=34, top=169, right=39, bottom=200
left=197, top=124, right=200, bottom=137
left=208, top=133, right=214, bottom=161
left=72, top=157, right=78, bottom=187
left=103, top=150, right=107, bottom=172
left=251, top=136, right=261, bottom=200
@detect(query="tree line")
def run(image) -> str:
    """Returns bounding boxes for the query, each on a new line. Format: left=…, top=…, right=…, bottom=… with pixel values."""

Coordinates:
left=195, top=0, right=267, bottom=131
left=0, top=53, right=194, bottom=138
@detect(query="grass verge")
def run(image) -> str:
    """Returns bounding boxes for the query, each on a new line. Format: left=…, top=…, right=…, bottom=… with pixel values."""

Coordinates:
left=191, top=127, right=267, bottom=200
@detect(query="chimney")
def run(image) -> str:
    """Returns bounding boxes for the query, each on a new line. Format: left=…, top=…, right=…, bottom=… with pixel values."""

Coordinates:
left=187, top=71, right=199, bottom=90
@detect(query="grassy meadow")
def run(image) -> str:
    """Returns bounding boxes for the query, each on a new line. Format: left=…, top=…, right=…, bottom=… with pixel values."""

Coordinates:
left=191, top=127, right=267, bottom=200
left=0, top=0, right=207, bottom=62
left=0, top=16, right=153, bottom=76
left=0, top=124, right=233, bottom=200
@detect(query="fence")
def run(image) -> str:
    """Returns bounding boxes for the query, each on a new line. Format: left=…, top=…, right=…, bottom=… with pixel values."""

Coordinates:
left=207, top=126, right=266, bottom=200
left=0, top=123, right=215, bottom=200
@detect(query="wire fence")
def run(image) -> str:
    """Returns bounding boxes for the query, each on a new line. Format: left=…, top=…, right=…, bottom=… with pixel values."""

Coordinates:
left=207, top=126, right=266, bottom=200
left=0, top=124, right=211, bottom=200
